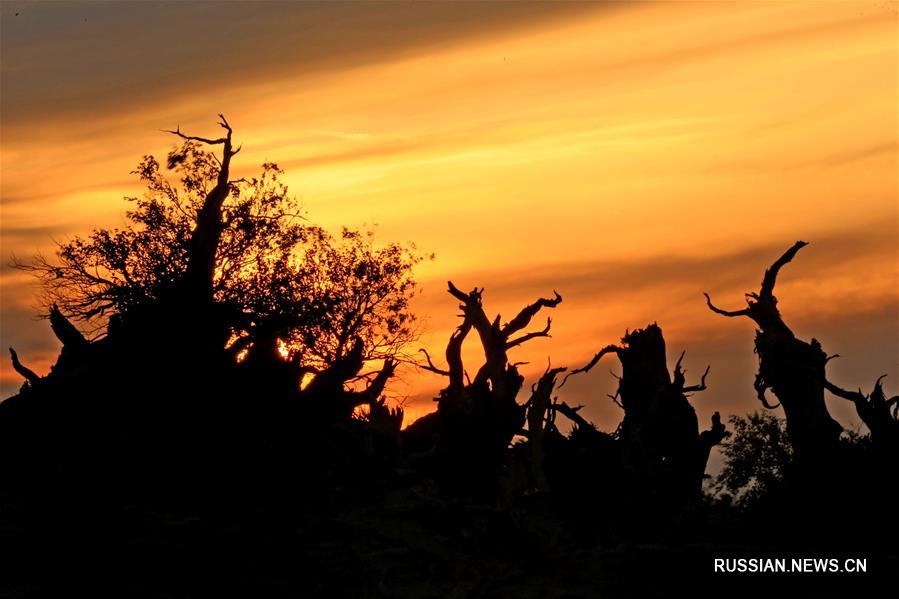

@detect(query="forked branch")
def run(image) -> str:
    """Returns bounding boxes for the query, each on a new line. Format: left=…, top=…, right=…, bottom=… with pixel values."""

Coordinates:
left=501, top=291, right=562, bottom=337
left=673, top=350, right=710, bottom=393
left=9, top=347, right=40, bottom=386
left=760, top=240, right=807, bottom=300
left=548, top=400, right=594, bottom=430
left=683, top=365, right=711, bottom=394
left=506, top=317, right=552, bottom=349
left=418, top=348, right=450, bottom=376
left=163, top=114, right=241, bottom=157
left=560, top=344, right=621, bottom=387
left=703, top=292, right=749, bottom=318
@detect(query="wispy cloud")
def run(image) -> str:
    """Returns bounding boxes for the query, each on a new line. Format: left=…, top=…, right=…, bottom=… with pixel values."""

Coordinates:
left=1, top=0, right=896, bottom=434
left=308, top=130, right=373, bottom=141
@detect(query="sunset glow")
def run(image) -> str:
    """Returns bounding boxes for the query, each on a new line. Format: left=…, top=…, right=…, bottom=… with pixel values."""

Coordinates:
left=2, top=1, right=896, bottom=437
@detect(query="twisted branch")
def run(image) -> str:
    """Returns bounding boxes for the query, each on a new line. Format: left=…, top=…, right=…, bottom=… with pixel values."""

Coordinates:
left=9, top=347, right=40, bottom=386
left=505, top=317, right=552, bottom=349
left=559, top=344, right=621, bottom=387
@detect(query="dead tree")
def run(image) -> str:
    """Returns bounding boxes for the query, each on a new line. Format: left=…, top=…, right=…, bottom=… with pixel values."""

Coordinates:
left=164, top=115, right=241, bottom=304
left=825, top=376, right=898, bottom=450
left=522, top=363, right=623, bottom=500
left=704, top=241, right=870, bottom=461
left=299, top=336, right=398, bottom=423
left=565, top=324, right=726, bottom=506
left=8, top=304, right=93, bottom=390
left=525, top=364, right=567, bottom=492
left=415, top=281, right=561, bottom=495
left=8, top=348, right=40, bottom=389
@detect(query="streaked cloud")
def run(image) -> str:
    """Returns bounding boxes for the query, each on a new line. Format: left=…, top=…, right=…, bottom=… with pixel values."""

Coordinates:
left=1, top=0, right=607, bottom=130
left=1, top=0, right=896, bottom=448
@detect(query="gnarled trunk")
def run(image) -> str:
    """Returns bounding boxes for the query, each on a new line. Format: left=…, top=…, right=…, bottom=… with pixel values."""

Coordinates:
left=570, top=325, right=724, bottom=507
left=753, top=333, right=842, bottom=459
left=414, top=282, right=562, bottom=496
left=702, top=241, right=892, bottom=464
left=165, top=115, right=241, bottom=305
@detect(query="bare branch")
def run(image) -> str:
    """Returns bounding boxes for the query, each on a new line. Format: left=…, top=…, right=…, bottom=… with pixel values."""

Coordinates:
left=547, top=401, right=594, bottom=430
left=505, top=317, right=552, bottom=349
left=418, top=348, right=450, bottom=376
left=673, top=350, right=687, bottom=387
left=164, top=114, right=235, bottom=147
left=824, top=379, right=866, bottom=403
left=526, top=364, right=567, bottom=492
left=673, top=350, right=709, bottom=393
left=217, top=113, right=232, bottom=133
left=446, top=280, right=470, bottom=303
left=683, top=365, right=711, bottom=394
left=760, top=240, right=807, bottom=300
left=447, top=319, right=472, bottom=390
left=446, top=282, right=492, bottom=345
left=9, top=347, right=40, bottom=386
left=501, top=291, right=562, bottom=337
left=608, top=390, right=623, bottom=409
left=162, top=126, right=228, bottom=146
left=357, top=358, right=397, bottom=403
left=754, top=373, right=781, bottom=409
left=703, top=292, right=749, bottom=318
left=560, top=344, right=621, bottom=388
left=49, top=304, right=87, bottom=348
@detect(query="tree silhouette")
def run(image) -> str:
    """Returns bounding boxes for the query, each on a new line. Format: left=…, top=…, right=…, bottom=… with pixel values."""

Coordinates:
left=824, top=376, right=898, bottom=450
left=232, top=227, right=423, bottom=378
left=564, top=324, right=727, bottom=513
left=2, top=115, right=894, bottom=595
left=715, top=412, right=792, bottom=505
left=11, top=117, right=422, bottom=404
left=415, top=282, right=562, bottom=495
left=524, top=364, right=568, bottom=492
left=704, top=241, right=896, bottom=461
left=13, top=117, right=279, bottom=323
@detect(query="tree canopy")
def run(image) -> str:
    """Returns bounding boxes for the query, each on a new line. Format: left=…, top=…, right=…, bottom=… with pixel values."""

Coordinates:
left=14, top=122, right=425, bottom=383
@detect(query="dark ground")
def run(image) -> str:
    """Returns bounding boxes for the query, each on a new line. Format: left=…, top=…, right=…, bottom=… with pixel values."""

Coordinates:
left=2, top=466, right=894, bottom=599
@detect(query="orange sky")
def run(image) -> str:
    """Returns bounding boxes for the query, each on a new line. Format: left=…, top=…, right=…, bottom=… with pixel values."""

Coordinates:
left=1, top=1, right=897, bottom=447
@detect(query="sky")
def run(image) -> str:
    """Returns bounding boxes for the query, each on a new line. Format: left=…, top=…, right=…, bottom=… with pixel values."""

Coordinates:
left=1, top=1, right=897, bottom=459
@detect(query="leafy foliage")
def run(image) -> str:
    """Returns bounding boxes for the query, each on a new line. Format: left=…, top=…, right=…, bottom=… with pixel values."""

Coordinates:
left=287, top=227, right=420, bottom=368
left=714, top=412, right=792, bottom=505
left=16, top=141, right=300, bottom=320
left=14, top=139, right=424, bottom=370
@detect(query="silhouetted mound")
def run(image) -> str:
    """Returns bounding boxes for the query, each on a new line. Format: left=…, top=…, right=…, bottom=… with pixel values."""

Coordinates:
left=1, top=120, right=896, bottom=596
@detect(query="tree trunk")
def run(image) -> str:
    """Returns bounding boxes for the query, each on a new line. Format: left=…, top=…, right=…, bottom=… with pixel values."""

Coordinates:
left=704, top=241, right=853, bottom=464
left=414, top=282, right=561, bottom=497
left=614, top=325, right=722, bottom=505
